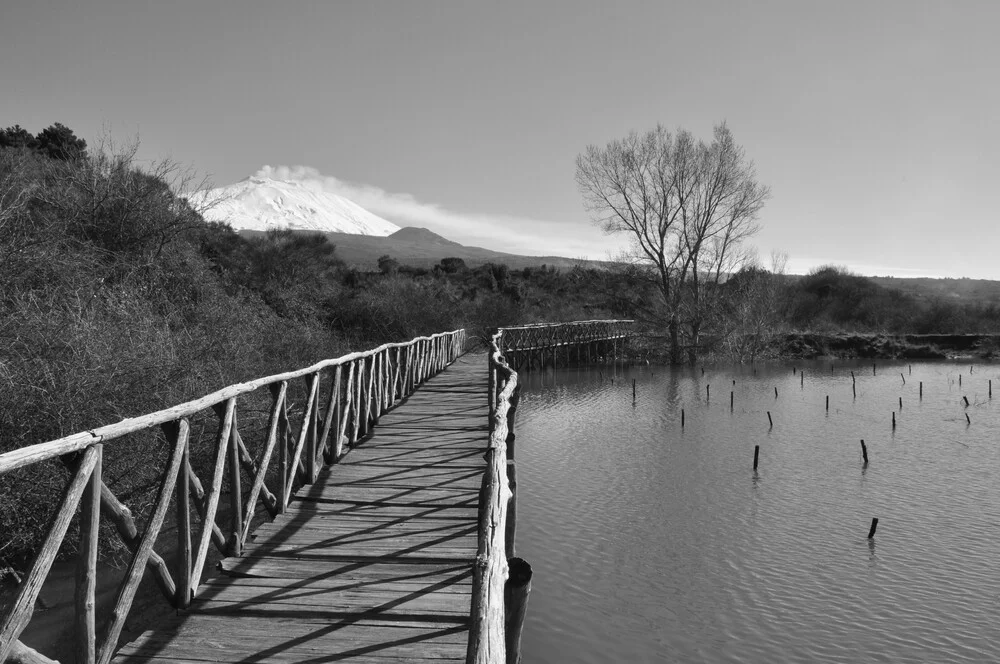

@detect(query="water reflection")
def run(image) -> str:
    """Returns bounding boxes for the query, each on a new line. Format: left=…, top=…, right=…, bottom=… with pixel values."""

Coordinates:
left=517, top=358, right=1000, bottom=663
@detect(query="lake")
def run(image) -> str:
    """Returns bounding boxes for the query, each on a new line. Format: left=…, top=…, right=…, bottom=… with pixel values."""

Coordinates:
left=514, top=359, right=1000, bottom=663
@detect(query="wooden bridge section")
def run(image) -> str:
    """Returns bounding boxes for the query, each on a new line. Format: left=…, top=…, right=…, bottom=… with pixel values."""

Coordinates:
left=113, top=353, right=486, bottom=663
left=500, top=320, right=633, bottom=371
left=1, top=320, right=632, bottom=664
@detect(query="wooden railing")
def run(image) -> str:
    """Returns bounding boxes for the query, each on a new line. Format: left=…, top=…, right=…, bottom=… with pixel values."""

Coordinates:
left=0, top=329, right=467, bottom=664
left=467, top=319, right=633, bottom=664
left=500, top=319, right=633, bottom=370
left=467, top=328, right=521, bottom=664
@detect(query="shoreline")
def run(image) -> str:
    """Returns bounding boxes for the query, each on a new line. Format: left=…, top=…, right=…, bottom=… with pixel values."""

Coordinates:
left=776, top=333, right=1000, bottom=360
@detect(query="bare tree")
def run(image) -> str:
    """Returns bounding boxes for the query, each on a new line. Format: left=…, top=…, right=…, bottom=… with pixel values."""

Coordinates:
left=576, top=123, right=769, bottom=363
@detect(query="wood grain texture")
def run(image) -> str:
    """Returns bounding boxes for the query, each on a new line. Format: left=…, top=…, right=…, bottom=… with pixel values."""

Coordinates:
left=107, top=353, right=486, bottom=664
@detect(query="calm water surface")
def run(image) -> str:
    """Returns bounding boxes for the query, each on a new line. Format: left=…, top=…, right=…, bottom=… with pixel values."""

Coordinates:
left=515, top=359, right=1000, bottom=663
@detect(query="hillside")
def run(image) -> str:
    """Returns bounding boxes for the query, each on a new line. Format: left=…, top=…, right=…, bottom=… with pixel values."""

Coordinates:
left=186, top=176, right=400, bottom=235
left=868, top=276, right=1000, bottom=305
left=240, top=226, right=609, bottom=271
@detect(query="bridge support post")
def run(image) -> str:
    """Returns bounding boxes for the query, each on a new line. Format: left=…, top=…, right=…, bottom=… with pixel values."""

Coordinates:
left=505, top=460, right=517, bottom=559
left=504, top=557, right=533, bottom=664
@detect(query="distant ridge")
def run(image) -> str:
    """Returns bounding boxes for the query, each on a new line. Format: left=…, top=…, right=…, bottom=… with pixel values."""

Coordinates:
left=186, top=176, right=400, bottom=236
left=238, top=226, right=608, bottom=271
left=388, top=227, right=462, bottom=246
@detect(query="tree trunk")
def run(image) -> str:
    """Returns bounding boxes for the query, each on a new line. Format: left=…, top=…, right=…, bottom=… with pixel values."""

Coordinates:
left=687, top=321, right=701, bottom=365
left=668, top=317, right=681, bottom=365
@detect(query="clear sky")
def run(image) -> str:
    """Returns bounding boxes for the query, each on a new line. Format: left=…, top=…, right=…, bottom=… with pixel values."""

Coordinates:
left=3, top=1, right=998, bottom=277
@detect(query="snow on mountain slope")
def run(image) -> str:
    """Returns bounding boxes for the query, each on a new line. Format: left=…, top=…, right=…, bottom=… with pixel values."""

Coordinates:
left=186, top=176, right=400, bottom=236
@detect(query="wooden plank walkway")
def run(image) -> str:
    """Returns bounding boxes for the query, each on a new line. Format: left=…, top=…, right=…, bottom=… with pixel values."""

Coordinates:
left=112, top=353, right=487, bottom=664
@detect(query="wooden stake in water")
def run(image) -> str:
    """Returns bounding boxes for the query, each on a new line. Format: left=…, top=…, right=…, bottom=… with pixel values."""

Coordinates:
left=774, top=386, right=778, bottom=399
left=867, top=518, right=879, bottom=539
left=959, top=374, right=962, bottom=387
left=966, top=413, right=971, bottom=425
left=632, top=379, right=636, bottom=401
left=990, top=379, right=993, bottom=398
left=730, top=391, right=734, bottom=412
left=767, top=411, right=773, bottom=428
left=919, top=381, right=923, bottom=398
left=963, top=395, right=970, bottom=407
left=681, top=409, right=685, bottom=428
left=706, top=384, right=710, bottom=401
left=909, top=365, right=912, bottom=375
left=900, top=372, right=905, bottom=385
left=801, top=372, right=804, bottom=387
left=861, top=439, right=868, bottom=464
left=899, top=396, right=902, bottom=409
left=873, top=363, right=877, bottom=376
left=892, top=412, right=896, bottom=429
left=753, top=445, right=760, bottom=470
left=853, top=383, right=857, bottom=398
left=826, top=395, right=829, bottom=411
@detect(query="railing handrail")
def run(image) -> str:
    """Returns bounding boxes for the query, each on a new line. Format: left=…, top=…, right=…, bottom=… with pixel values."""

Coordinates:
left=499, top=318, right=634, bottom=332
left=0, top=329, right=466, bottom=475
left=0, top=328, right=467, bottom=664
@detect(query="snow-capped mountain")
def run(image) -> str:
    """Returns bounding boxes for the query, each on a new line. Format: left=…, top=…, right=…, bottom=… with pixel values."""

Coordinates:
left=186, top=176, right=400, bottom=236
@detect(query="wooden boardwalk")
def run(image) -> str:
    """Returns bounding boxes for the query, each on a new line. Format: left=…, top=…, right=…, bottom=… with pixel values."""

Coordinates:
left=112, top=353, right=487, bottom=664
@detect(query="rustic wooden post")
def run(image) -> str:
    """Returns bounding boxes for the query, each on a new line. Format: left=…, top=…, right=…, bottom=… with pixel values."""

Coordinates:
left=303, top=374, right=319, bottom=479
left=371, top=353, right=381, bottom=424
left=227, top=408, right=244, bottom=557
left=0, top=445, right=99, bottom=664
left=867, top=518, right=879, bottom=538
left=97, top=426, right=188, bottom=664
left=753, top=445, right=760, bottom=470
left=505, top=460, right=517, bottom=559
left=341, top=361, right=356, bottom=450
left=270, top=382, right=289, bottom=512
left=328, top=365, right=343, bottom=461
left=175, top=429, right=192, bottom=609
left=504, top=557, right=533, bottom=664
left=189, top=399, right=234, bottom=595
left=76, top=444, right=102, bottom=664
left=354, top=359, right=365, bottom=441
left=318, top=366, right=341, bottom=464
left=861, top=439, right=868, bottom=464
left=489, top=361, right=498, bottom=437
